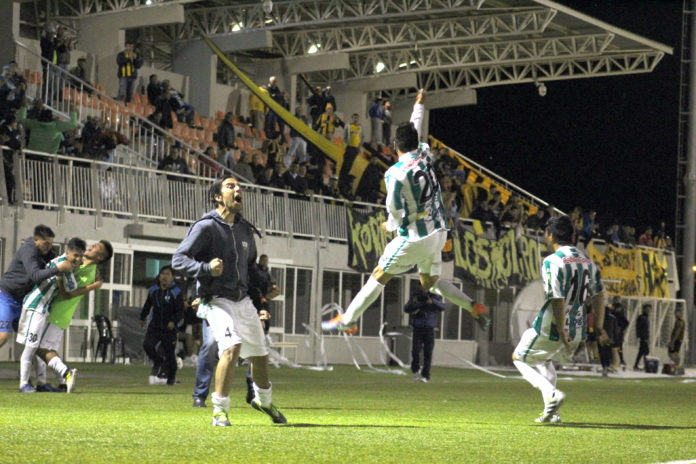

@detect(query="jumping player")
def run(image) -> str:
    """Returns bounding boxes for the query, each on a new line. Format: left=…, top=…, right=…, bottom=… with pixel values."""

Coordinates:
left=322, top=89, right=489, bottom=334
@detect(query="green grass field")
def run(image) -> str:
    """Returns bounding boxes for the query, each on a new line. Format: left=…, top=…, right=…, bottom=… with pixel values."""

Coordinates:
left=1, top=363, right=695, bottom=464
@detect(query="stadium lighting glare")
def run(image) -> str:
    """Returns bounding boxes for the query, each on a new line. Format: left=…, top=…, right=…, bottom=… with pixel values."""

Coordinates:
left=535, top=81, right=547, bottom=97
left=307, top=44, right=321, bottom=54
left=231, top=22, right=244, bottom=32
left=692, top=265, right=696, bottom=272
left=375, top=61, right=386, bottom=73
left=265, top=18, right=274, bottom=24
left=398, top=62, right=408, bottom=68
left=145, top=0, right=153, bottom=4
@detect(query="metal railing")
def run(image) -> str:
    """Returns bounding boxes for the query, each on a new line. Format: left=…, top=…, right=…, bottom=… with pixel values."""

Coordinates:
left=12, top=40, right=238, bottom=181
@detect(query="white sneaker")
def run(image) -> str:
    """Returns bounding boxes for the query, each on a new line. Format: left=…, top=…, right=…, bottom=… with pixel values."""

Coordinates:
left=65, top=369, right=77, bottom=393
left=540, top=390, right=566, bottom=422
left=535, top=413, right=562, bottom=424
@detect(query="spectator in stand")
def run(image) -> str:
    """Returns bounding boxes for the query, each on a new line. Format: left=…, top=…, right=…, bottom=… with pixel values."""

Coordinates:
left=470, top=198, right=501, bottom=235
left=157, top=144, right=192, bottom=181
left=638, top=226, right=654, bottom=247
left=263, top=76, right=283, bottom=140
left=147, top=74, right=162, bottom=105
left=322, top=86, right=336, bottom=112
left=199, top=146, right=222, bottom=179
left=605, top=223, right=621, bottom=246
left=382, top=101, right=392, bottom=146
left=293, top=164, right=310, bottom=195
left=69, top=57, right=91, bottom=92
left=440, top=176, right=461, bottom=224
left=620, top=224, right=636, bottom=245
left=316, top=104, right=342, bottom=140
left=633, top=304, right=650, bottom=370
left=654, top=221, right=669, bottom=248
left=569, top=206, right=583, bottom=240
left=1, top=114, right=22, bottom=203
left=282, top=161, right=299, bottom=191
left=500, top=197, right=523, bottom=228
left=2, top=61, right=22, bottom=88
left=0, top=76, right=26, bottom=121
left=249, top=89, right=265, bottom=136
left=488, top=190, right=503, bottom=218
left=256, top=166, right=273, bottom=187
left=17, top=103, right=79, bottom=154
left=287, top=108, right=308, bottom=164
left=168, top=84, right=196, bottom=128
left=40, top=27, right=58, bottom=99
left=344, top=113, right=364, bottom=149
left=233, top=151, right=255, bottom=183
left=355, top=156, right=382, bottom=204
left=55, top=27, right=76, bottom=72
left=322, top=175, right=342, bottom=198
left=270, top=164, right=286, bottom=190
left=116, top=41, right=143, bottom=103
left=524, top=208, right=546, bottom=231
left=368, top=96, right=384, bottom=145
left=307, top=86, right=324, bottom=130
left=250, top=152, right=266, bottom=180
left=154, top=88, right=174, bottom=130
left=217, top=112, right=237, bottom=164
left=579, top=210, right=597, bottom=246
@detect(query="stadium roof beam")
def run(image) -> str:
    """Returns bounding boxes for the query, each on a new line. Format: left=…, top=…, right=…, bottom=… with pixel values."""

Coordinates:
left=271, top=9, right=558, bottom=56
left=175, top=0, right=495, bottom=38
left=44, top=0, right=198, bottom=18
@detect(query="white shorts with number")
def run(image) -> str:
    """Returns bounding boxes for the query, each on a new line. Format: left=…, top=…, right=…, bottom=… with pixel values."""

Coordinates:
left=513, top=327, right=581, bottom=366
left=378, top=229, right=446, bottom=276
left=204, top=296, right=267, bottom=358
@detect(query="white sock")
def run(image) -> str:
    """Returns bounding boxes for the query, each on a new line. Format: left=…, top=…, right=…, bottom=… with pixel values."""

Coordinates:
left=35, top=356, right=47, bottom=385
left=253, top=382, right=273, bottom=407
left=513, top=360, right=555, bottom=400
left=536, top=361, right=557, bottom=390
left=430, top=279, right=473, bottom=312
left=20, top=346, right=36, bottom=387
left=341, top=277, right=384, bottom=324
left=47, top=356, right=69, bottom=378
left=211, top=392, right=230, bottom=414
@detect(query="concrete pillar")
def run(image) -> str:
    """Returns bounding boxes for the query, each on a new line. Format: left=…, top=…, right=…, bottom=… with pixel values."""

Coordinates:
left=78, top=4, right=185, bottom=98
left=0, top=2, right=20, bottom=67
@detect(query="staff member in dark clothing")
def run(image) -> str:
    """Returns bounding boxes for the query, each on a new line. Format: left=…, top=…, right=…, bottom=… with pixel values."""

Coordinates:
left=140, top=265, right=184, bottom=385
left=0, top=225, right=73, bottom=352
left=173, top=176, right=285, bottom=427
left=405, top=283, right=445, bottom=383
left=633, top=304, right=650, bottom=370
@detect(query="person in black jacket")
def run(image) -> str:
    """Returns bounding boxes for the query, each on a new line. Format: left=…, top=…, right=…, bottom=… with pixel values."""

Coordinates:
left=140, top=265, right=185, bottom=385
left=116, top=42, right=142, bottom=103
left=405, top=283, right=445, bottom=383
left=633, top=304, right=650, bottom=370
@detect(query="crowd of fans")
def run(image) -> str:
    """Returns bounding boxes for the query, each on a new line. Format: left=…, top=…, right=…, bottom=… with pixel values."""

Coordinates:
left=0, top=39, right=675, bottom=250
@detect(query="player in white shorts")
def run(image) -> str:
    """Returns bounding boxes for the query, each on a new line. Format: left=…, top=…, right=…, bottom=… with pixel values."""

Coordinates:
left=513, top=215, right=607, bottom=423
left=322, top=89, right=489, bottom=334
left=173, top=176, right=285, bottom=427
left=17, top=238, right=86, bottom=393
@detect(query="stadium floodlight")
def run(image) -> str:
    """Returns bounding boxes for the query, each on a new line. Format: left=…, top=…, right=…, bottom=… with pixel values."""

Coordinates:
left=535, top=81, right=547, bottom=97
left=231, top=22, right=244, bottom=32
left=307, top=43, right=321, bottom=54
left=399, top=62, right=408, bottom=68
left=145, top=0, right=153, bottom=4
left=375, top=61, right=386, bottom=73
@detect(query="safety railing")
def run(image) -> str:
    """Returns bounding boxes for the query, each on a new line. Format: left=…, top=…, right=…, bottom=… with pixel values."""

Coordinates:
left=12, top=40, right=239, bottom=181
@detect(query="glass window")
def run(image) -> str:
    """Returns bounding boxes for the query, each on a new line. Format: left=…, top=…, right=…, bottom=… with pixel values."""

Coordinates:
left=112, top=253, right=132, bottom=285
left=269, top=267, right=284, bottom=330
left=340, top=272, right=362, bottom=312
left=284, top=268, right=295, bottom=334
left=94, top=289, right=109, bottom=317
left=321, top=271, right=340, bottom=308
left=383, top=277, right=403, bottom=328
left=361, top=274, right=382, bottom=337
left=294, top=269, right=312, bottom=334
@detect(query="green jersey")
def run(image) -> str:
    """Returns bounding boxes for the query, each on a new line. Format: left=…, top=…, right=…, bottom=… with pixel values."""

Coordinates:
left=532, top=246, right=604, bottom=342
left=47, top=263, right=97, bottom=329
left=23, top=255, right=78, bottom=315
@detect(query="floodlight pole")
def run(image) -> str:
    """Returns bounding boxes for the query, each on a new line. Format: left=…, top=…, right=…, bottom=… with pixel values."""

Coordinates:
left=683, top=2, right=696, bottom=365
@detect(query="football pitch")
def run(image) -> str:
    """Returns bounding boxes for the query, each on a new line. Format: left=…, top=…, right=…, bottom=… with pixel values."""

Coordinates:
left=1, top=363, right=695, bottom=464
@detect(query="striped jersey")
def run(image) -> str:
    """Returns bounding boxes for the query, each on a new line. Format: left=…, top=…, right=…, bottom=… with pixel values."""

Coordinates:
left=383, top=102, right=447, bottom=240
left=532, top=246, right=604, bottom=342
left=47, top=263, right=96, bottom=329
left=22, top=255, right=78, bottom=315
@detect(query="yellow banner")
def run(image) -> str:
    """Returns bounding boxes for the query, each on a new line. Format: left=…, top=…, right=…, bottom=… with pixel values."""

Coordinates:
left=201, top=36, right=345, bottom=165
left=637, top=249, right=670, bottom=298
left=586, top=243, right=639, bottom=296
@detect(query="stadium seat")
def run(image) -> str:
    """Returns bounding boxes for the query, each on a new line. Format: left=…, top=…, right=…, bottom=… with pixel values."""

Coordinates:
left=92, top=315, right=125, bottom=363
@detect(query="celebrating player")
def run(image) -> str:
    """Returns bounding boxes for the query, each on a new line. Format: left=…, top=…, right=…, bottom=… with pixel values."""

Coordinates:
left=512, top=215, right=607, bottom=423
left=17, top=237, right=91, bottom=393
left=322, top=89, right=489, bottom=334
left=173, top=177, right=285, bottom=426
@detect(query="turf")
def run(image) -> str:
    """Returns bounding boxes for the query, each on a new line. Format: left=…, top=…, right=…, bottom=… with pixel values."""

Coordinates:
left=1, top=363, right=695, bottom=464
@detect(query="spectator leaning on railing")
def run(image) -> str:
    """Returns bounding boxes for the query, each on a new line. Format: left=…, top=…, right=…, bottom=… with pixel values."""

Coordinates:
left=17, top=102, right=79, bottom=154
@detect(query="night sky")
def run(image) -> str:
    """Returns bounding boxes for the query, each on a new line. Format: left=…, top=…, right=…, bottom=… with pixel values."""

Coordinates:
left=429, top=0, right=682, bottom=236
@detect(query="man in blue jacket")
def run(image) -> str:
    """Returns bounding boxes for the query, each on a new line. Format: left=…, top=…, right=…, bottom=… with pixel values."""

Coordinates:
left=173, top=177, right=284, bottom=427
left=405, top=283, right=445, bottom=383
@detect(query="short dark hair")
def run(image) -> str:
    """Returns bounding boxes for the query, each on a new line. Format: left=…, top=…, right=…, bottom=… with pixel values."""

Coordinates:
left=38, top=109, right=54, bottom=122
left=545, top=215, right=574, bottom=245
left=99, top=240, right=114, bottom=262
left=259, top=254, right=268, bottom=260
left=209, top=178, right=224, bottom=204
left=33, top=225, right=55, bottom=240
left=159, top=264, right=174, bottom=275
left=67, top=237, right=87, bottom=253
left=394, top=122, right=419, bottom=153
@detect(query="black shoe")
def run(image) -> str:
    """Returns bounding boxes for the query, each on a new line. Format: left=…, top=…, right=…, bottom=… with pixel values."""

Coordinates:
left=57, top=384, right=67, bottom=392
left=193, top=397, right=207, bottom=408
left=246, top=388, right=255, bottom=404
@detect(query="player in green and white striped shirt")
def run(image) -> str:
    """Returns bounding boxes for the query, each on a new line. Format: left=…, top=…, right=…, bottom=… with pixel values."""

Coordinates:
left=323, top=90, right=489, bottom=334
left=513, top=215, right=608, bottom=423
left=17, top=237, right=87, bottom=393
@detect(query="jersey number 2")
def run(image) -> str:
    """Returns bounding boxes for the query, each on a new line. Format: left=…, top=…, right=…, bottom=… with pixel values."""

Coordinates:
left=413, top=166, right=438, bottom=204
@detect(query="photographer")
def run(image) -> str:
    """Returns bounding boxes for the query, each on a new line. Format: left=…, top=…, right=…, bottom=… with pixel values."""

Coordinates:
left=405, top=282, right=445, bottom=383
left=116, top=42, right=143, bottom=103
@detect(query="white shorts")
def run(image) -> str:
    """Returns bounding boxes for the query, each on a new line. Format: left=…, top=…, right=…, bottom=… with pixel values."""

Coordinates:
left=17, top=309, right=63, bottom=349
left=378, top=229, right=446, bottom=276
left=204, top=296, right=267, bottom=358
left=513, top=327, right=581, bottom=366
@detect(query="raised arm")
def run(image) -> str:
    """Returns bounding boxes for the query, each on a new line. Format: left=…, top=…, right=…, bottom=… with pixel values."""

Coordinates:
left=409, top=89, right=426, bottom=142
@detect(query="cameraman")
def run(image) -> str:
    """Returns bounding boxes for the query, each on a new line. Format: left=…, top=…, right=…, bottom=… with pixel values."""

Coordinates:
left=405, top=282, right=445, bottom=383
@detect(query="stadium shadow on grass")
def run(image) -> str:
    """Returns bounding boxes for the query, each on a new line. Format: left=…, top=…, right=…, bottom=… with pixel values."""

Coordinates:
left=558, top=422, right=696, bottom=430
left=282, top=423, right=419, bottom=428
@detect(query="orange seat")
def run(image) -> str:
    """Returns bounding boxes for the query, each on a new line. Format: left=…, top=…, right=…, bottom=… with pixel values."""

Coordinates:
left=33, top=71, right=42, bottom=85
left=193, top=113, right=202, bottom=128
left=132, top=93, right=142, bottom=105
